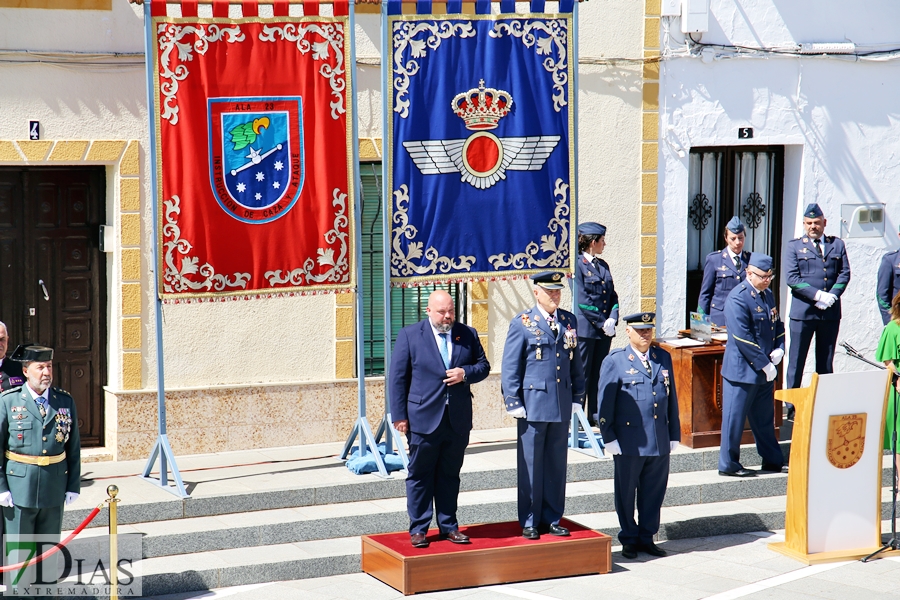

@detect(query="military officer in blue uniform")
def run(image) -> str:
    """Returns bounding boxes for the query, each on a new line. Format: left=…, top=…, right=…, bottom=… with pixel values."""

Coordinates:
left=0, top=345, right=80, bottom=594
left=0, top=323, right=25, bottom=392
left=876, top=227, right=900, bottom=325
left=595, top=312, right=679, bottom=559
left=573, top=222, right=619, bottom=424
left=784, top=204, right=851, bottom=411
left=697, top=217, right=751, bottom=327
left=502, top=271, right=586, bottom=540
left=719, top=253, right=786, bottom=477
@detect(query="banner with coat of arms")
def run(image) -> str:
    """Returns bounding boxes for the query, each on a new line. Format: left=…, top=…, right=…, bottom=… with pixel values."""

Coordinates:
left=386, top=0, right=576, bottom=286
left=149, top=0, right=354, bottom=300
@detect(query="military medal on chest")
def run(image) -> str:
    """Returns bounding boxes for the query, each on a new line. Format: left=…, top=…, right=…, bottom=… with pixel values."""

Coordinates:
left=55, top=408, right=72, bottom=443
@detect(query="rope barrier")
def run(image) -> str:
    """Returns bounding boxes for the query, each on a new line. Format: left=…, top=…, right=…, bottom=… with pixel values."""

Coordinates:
left=0, top=503, right=104, bottom=573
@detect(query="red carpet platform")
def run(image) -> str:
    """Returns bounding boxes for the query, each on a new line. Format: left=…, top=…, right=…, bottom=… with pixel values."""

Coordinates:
left=361, top=519, right=611, bottom=595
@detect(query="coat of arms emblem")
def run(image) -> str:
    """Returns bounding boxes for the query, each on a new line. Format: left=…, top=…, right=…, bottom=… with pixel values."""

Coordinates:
left=209, top=97, right=304, bottom=224
left=826, top=413, right=867, bottom=469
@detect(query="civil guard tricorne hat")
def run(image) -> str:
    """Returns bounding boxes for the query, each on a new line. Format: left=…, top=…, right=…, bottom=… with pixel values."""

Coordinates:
left=9, top=344, right=53, bottom=362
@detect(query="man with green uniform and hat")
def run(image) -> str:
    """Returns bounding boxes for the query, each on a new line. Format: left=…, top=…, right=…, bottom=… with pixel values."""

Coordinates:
left=0, top=344, right=80, bottom=592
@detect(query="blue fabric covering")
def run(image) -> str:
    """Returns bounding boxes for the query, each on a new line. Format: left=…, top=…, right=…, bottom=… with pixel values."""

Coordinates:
left=576, top=431, right=605, bottom=450
left=725, top=216, right=745, bottom=233
left=748, top=252, right=773, bottom=272
left=346, top=443, right=405, bottom=475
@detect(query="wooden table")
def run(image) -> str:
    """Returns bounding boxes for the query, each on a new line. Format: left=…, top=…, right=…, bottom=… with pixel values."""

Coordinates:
left=656, top=337, right=782, bottom=449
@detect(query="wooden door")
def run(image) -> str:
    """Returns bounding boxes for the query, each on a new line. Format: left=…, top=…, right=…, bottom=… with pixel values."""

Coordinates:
left=0, top=168, right=107, bottom=447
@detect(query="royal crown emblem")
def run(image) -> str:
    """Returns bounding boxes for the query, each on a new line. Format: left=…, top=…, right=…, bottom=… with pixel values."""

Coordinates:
left=451, top=80, right=513, bottom=130
left=403, top=80, right=560, bottom=190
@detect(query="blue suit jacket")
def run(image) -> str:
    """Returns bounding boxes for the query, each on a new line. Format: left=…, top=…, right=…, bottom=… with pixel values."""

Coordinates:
left=722, top=282, right=785, bottom=384
left=595, top=346, right=680, bottom=456
left=876, top=249, right=900, bottom=325
left=389, top=320, right=490, bottom=436
left=697, top=249, right=750, bottom=327
left=785, top=235, right=851, bottom=321
left=501, top=307, right=586, bottom=422
left=573, top=254, right=619, bottom=339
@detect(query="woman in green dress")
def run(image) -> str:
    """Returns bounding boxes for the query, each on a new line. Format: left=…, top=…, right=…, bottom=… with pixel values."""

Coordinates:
left=875, top=290, right=900, bottom=463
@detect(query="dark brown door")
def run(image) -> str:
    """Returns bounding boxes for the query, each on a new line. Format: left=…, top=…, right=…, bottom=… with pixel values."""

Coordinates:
left=0, top=168, right=107, bottom=447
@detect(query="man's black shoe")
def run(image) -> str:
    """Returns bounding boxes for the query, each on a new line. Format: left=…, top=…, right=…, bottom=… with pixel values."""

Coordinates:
left=787, top=406, right=796, bottom=420
left=548, top=523, right=570, bottom=536
left=410, top=533, right=429, bottom=548
left=522, top=527, right=540, bottom=540
left=760, top=463, right=788, bottom=473
left=439, top=529, right=470, bottom=544
left=639, top=542, right=667, bottom=557
left=718, top=468, right=756, bottom=477
left=621, top=544, right=638, bottom=559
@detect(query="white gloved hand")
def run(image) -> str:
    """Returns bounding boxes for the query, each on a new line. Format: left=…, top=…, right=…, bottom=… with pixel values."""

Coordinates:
left=572, top=402, right=583, bottom=414
left=814, top=290, right=825, bottom=302
left=65, top=492, right=79, bottom=506
left=815, top=301, right=828, bottom=310
left=769, top=348, right=785, bottom=365
left=605, top=439, right=622, bottom=455
left=0, top=491, right=12, bottom=508
left=507, top=406, right=527, bottom=419
left=762, top=362, right=777, bottom=382
left=602, top=318, right=616, bottom=337
left=822, top=292, right=837, bottom=307
left=670, top=441, right=679, bottom=453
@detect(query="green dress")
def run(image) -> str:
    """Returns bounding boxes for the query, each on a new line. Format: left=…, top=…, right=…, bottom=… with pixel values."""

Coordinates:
left=875, top=320, right=900, bottom=450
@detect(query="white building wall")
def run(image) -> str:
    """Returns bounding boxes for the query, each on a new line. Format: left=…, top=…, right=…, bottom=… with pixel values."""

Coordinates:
left=658, top=0, right=900, bottom=379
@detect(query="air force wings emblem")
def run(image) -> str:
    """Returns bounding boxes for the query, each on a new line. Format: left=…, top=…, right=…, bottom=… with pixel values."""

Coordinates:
left=209, top=97, right=304, bottom=224
left=403, top=81, right=560, bottom=190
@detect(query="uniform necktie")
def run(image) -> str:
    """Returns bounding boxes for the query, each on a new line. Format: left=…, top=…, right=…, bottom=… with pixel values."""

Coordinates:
left=36, top=395, right=47, bottom=418
left=814, top=238, right=823, bottom=258
left=733, top=254, right=741, bottom=270
left=439, top=333, right=450, bottom=369
left=641, top=356, right=651, bottom=374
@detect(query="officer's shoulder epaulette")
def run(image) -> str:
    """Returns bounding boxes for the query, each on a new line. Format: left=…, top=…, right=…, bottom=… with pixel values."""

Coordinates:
left=52, top=387, right=73, bottom=398
left=558, top=307, right=576, bottom=321
left=0, top=387, right=21, bottom=399
left=608, top=347, right=627, bottom=357
left=706, top=249, right=722, bottom=259
left=825, top=235, right=836, bottom=243
left=788, top=237, right=803, bottom=244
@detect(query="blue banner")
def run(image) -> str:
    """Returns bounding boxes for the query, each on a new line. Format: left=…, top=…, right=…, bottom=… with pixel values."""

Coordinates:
left=387, top=14, right=575, bottom=286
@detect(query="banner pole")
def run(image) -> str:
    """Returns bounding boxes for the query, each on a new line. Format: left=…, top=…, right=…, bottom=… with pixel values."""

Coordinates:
left=139, top=0, right=189, bottom=497
left=372, top=0, right=409, bottom=468
left=340, top=2, right=390, bottom=477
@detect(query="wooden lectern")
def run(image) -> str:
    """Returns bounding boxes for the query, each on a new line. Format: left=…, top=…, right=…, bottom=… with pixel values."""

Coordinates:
left=769, top=371, right=893, bottom=563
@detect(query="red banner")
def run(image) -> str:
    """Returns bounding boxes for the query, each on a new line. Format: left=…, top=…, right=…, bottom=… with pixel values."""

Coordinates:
left=151, top=9, right=354, bottom=300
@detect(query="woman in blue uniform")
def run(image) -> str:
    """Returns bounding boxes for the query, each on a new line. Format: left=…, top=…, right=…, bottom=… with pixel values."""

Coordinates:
left=697, top=216, right=750, bottom=327
left=573, top=222, right=618, bottom=425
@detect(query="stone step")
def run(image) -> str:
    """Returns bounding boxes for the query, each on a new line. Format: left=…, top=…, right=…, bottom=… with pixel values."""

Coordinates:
left=63, top=440, right=793, bottom=530
left=129, top=491, right=897, bottom=598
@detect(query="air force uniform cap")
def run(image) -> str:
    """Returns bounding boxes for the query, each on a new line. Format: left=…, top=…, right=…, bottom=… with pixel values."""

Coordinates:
left=578, top=222, right=607, bottom=237
left=726, top=216, right=745, bottom=234
left=531, top=271, right=566, bottom=290
left=748, top=252, right=773, bottom=272
left=623, top=312, right=655, bottom=329
left=803, top=203, right=824, bottom=219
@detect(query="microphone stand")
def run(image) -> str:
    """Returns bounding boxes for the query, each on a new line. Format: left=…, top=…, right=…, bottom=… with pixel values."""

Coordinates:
left=841, top=342, right=900, bottom=561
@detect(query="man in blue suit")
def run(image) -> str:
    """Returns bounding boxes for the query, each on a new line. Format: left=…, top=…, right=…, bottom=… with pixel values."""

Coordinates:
left=785, top=204, right=851, bottom=418
left=390, top=290, right=490, bottom=548
left=697, top=217, right=751, bottom=327
left=718, top=253, right=786, bottom=477
left=595, top=312, right=680, bottom=559
left=876, top=226, right=900, bottom=325
left=573, top=222, right=619, bottom=424
left=502, top=271, right=585, bottom=539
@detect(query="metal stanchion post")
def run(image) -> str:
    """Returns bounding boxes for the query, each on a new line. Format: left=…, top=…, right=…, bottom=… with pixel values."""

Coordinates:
left=107, top=485, right=119, bottom=600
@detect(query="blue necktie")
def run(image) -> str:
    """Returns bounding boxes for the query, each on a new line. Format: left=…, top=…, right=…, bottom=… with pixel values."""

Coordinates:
left=36, top=396, right=47, bottom=418
left=439, top=333, right=450, bottom=369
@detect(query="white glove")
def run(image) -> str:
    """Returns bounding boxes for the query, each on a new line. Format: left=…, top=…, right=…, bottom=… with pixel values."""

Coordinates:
left=814, top=290, right=825, bottom=302
left=815, top=301, right=828, bottom=310
left=602, top=318, right=616, bottom=337
left=508, top=406, right=527, bottom=419
left=65, top=492, right=80, bottom=506
left=769, top=348, right=785, bottom=366
left=605, top=439, right=622, bottom=455
left=572, top=402, right=583, bottom=413
left=822, top=292, right=837, bottom=307
left=762, top=362, right=777, bottom=382
left=670, top=441, right=679, bottom=453
left=0, top=491, right=12, bottom=508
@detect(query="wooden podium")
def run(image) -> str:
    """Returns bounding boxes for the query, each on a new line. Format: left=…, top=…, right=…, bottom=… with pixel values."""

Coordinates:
left=770, top=371, right=894, bottom=563
left=656, top=338, right=782, bottom=448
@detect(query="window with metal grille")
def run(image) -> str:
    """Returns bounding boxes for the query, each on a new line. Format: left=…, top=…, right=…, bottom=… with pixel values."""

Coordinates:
left=359, top=162, right=467, bottom=376
left=685, top=147, right=784, bottom=325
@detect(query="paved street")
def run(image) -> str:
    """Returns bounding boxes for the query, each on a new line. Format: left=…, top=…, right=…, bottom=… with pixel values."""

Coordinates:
left=145, top=529, right=900, bottom=600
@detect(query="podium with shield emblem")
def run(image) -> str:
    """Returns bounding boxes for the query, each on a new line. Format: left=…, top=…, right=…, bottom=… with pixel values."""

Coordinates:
left=769, top=371, right=892, bottom=563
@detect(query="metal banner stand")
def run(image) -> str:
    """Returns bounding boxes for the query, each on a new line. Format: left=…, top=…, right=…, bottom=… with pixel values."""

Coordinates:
left=340, top=4, right=390, bottom=477
left=371, top=0, right=409, bottom=470
left=566, top=1, right=603, bottom=460
left=140, top=0, right=188, bottom=499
